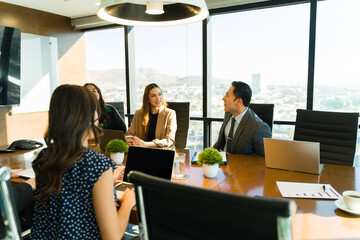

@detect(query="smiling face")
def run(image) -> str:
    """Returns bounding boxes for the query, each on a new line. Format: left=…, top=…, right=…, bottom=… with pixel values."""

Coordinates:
left=85, top=84, right=100, bottom=101
left=222, top=86, right=241, bottom=115
left=148, top=87, right=163, bottom=110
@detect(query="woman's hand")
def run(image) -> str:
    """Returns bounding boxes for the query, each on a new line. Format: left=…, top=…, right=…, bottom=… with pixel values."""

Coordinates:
left=113, top=166, right=125, bottom=181
left=125, top=136, right=134, bottom=146
left=127, top=136, right=144, bottom=147
left=126, top=136, right=156, bottom=148
left=10, top=169, right=23, bottom=178
left=118, top=188, right=136, bottom=208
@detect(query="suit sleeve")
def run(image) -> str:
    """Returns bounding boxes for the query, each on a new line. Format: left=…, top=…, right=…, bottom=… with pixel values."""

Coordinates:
left=253, top=123, right=272, bottom=156
left=152, top=110, right=177, bottom=148
left=12, top=182, right=33, bottom=214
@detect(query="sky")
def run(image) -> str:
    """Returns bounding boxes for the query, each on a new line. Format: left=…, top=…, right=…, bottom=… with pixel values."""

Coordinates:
left=85, top=0, right=360, bottom=87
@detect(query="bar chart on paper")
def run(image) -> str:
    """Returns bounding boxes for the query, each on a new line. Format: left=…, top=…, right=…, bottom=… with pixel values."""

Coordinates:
left=276, top=181, right=341, bottom=199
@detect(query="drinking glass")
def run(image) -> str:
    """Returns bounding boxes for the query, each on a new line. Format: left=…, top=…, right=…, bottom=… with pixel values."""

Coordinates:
left=172, top=152, right=187, bottom=179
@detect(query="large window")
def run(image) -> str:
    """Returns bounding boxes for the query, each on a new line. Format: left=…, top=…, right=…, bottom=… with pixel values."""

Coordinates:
left=211, top=4, right=310, bottom=120
left=314, top=0, right=360, bottom=113
left=85, top=28, right=127, bottom=111
left=133, top=23, right=203, bottom=149
left=210, top=3, right=310, bottom=141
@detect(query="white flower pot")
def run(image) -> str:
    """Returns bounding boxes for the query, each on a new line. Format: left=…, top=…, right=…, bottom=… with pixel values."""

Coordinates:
left=110, top=152, right=124, bottom=165
left=202, top=164, right=219, bottom=178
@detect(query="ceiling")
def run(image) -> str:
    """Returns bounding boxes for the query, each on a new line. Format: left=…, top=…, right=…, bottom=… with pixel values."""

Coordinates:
left=0, top=0, right=268, bottom=19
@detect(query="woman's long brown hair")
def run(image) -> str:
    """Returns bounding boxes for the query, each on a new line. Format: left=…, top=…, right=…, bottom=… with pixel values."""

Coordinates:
left=140, top=83, right=167, bottom=139
left=84, top=83, right=109, bottom=127
left=34, top=85, right=100, bottom=203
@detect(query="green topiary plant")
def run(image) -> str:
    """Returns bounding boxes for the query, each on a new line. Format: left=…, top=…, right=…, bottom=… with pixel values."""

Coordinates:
left=105, top=139, right=128, bottom=154
left=197, top=148, right=223, bottom=166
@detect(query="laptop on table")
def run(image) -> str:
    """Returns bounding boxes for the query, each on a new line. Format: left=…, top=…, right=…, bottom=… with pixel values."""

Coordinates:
left=264, top=138, right=324, bottom=175
left=99, top=129, right=126, bottom=152
left=115, top=146, right=175, bottom=197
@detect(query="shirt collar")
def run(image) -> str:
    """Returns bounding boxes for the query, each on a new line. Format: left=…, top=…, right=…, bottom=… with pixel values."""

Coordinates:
left=232, top=107, right=248, bottom=123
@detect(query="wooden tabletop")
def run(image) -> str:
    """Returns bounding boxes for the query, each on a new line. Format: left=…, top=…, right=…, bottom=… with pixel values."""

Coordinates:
left=174, top=150, right=360, bottom=240
left=2, top=147, right=360, bottom=239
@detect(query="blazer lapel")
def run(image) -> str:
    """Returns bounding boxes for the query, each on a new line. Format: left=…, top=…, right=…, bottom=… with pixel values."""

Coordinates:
left=155, top=105, right=166, bottom=139
left=230, top=110, right=251, bottom=152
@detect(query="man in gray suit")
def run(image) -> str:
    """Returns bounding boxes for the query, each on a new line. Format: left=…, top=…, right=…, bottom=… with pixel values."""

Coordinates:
left=213, top=81, right=271, bottom=156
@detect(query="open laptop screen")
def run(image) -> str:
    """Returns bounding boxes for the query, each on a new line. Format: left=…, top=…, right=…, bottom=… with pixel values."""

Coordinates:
left=123, top=146, right=175, bottom=182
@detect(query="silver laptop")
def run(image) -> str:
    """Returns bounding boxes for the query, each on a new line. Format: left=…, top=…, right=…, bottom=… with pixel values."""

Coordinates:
left=99, top=129, right=126, bottom=152
left=264, top=138, right=324, bottom=175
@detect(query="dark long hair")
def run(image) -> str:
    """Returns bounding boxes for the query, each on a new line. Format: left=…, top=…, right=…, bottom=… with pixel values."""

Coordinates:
left=84, top=83, right=109, bottom=127
left=34, top=85, right=100, bottom=203
left=141, top=83, right=167, bottom=138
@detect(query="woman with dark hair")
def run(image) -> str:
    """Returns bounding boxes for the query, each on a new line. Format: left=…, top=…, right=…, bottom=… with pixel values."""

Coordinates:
left=84, top=83, right=127, bottom=133
left=31, top=85, right=135, bottom=239
left=125, top=83, right=177, bottom=148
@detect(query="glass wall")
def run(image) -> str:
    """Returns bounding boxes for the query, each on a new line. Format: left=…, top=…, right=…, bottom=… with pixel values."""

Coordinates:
left=133, top=23, right=203, bottom=149
left=314, top=0, right=360, bottom=113
left=85, top=28, right=127, bottom=112
left=83, top=1, right=360, bottom=159
left=211, top=3, right=310, bottom=139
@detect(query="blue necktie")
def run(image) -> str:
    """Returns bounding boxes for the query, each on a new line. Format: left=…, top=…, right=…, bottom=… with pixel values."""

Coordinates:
left=226, top=117, right=236, bottom=153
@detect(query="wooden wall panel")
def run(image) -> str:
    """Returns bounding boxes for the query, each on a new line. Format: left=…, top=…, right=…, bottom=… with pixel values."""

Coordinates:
left=0, top=2, right=87, bottom=145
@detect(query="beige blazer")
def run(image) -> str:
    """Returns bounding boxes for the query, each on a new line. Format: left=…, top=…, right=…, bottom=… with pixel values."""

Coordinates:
left=125, top=105, right=177, bottom=148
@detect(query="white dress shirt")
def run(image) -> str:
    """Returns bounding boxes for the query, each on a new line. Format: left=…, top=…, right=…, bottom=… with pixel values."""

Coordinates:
left=224, top=108, right=248, bottom=152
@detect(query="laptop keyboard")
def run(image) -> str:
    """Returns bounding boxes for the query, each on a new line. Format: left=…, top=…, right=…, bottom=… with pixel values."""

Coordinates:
left=115, top=182, right=134, bottom=191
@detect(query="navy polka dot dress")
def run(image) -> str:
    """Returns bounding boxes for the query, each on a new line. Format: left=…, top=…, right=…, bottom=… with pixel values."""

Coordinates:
left=31, top=148, right=116, bottom=239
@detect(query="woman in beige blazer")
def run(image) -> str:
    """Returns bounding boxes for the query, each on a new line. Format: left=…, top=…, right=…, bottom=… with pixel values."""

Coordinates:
left=125, top=83, right=177, bottom=148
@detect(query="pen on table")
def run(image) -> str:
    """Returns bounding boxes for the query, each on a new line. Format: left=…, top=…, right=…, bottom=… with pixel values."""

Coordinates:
left=322, top=185, right=327, bottom=193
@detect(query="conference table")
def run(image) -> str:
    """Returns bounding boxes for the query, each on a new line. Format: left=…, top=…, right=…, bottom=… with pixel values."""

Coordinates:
left=1, top=146, right=360, bottom=240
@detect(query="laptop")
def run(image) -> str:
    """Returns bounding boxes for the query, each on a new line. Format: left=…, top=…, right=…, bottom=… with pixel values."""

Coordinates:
left=264, top=138, right=324, bottom=175
left=99, top=129, right=126, bottom=152
left=115, top=146, right=175, bottom=197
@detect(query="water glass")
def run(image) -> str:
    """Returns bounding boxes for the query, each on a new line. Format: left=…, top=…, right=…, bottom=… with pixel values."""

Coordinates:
left=173, top=152, right=186, bottom=179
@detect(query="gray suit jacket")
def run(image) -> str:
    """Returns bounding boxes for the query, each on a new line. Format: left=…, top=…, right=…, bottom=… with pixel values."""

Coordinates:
left=213, top=108, right=272, bottom=156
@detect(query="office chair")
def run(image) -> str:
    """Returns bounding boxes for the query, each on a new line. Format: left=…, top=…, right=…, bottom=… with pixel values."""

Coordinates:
left=294, top=109, right=359, bottom=166
left=128, top=171, right=296, bottom=240
left=0, top=166, right=29, bottom=240
left=166, top=102, right=190, bottom=148
left=249, top=103, right=275, bottom=131
left=106, top=101, right=125, bottom=120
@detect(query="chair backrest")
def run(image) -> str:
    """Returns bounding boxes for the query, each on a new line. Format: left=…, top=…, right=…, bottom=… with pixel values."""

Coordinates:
left=166, top=102, right=190, bottom=148
left=294, top=109, right=359, bottom=166
left=249, top=103, right=274, bottom=131
left=128, top=171, right=296, bottom=240
left=106, top=102, right=125, bottom=120
left=0, top=166, right=22, bottom=240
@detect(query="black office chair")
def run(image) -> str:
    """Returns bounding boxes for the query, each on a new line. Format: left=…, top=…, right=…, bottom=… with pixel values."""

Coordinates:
left=0, top=166, right=30, bottom=240
left=128, top=171, right=296, bottom=240
left=106, top=101, right=125, bottom=120
left=166, top=102, right=190, bottom=149
left=294, top=109, right=359, bottom=166
left=249, top=103, right=275, bottom=131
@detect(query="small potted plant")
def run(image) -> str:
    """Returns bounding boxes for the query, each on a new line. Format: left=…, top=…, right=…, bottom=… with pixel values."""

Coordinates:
left=197, top=148, right=223, bottom=178
left=105, top=139, right=128, bottom=164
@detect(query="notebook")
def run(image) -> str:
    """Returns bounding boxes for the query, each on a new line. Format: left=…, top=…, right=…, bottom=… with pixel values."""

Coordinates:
left=99, top=129, right=126, bottom=152
left=115, top=146, right=175, bottom=197
left=264, top=138, right=324, bottom=175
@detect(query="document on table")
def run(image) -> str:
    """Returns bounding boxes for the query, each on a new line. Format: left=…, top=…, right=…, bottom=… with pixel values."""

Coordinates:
left=276, top=181, right=340, bottom=199
left=18, top=168, right=35, bottom=178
